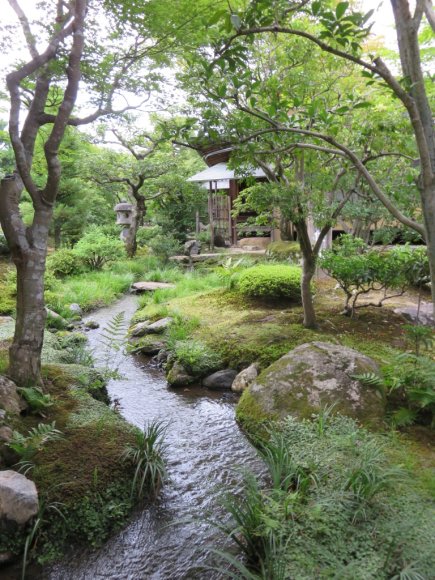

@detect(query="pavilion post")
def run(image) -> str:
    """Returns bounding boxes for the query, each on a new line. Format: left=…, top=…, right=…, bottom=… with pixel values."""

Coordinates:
left=208, top=181, right=214, bottom=251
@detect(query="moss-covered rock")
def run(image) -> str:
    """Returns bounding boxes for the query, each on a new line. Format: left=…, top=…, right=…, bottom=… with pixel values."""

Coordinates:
left=241, top=341, right=385, bottom=429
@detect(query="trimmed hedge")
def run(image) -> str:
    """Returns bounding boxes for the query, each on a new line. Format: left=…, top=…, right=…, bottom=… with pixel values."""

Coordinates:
left=237, top=264, right=302, bottom=301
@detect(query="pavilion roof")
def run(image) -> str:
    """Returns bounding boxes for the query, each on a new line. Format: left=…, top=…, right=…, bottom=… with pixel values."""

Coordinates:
left=187, top=162, right=266, bottom=189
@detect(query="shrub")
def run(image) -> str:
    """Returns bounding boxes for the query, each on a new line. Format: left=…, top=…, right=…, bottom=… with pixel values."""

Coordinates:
left=266, top=240, right=301, bottom=262
left=147, top=234, right=181, bottom=263
left=73, top=230, right=126, bottom=270
left=135, top=225, right=160, bottom=248
left=237, top=264, right=301, bottom=302
left=47, top=248, right=83, bottom=278
left=319, top=235, right=419, bottom=316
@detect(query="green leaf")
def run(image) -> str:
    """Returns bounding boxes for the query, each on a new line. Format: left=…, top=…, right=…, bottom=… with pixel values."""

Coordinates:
left=312, top=1, right=321, bottom=16
left=354, top=101, right=372, bottom=109
left=336, top=2, right=349, bottom=20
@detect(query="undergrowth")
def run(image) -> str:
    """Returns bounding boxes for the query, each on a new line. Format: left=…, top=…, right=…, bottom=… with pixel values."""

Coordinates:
left=210, top=414, right=435, bottom=579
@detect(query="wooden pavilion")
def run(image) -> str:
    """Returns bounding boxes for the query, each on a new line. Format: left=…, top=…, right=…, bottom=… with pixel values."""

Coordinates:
left=187, top=145, right=278, bottom=246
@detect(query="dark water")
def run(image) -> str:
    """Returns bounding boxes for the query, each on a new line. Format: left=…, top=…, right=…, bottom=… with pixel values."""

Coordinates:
left=42, top=295, right=264, bottom=579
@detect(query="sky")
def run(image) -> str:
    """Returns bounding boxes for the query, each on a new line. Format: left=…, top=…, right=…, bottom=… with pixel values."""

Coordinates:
left=0, top=0, right=399, bottom=127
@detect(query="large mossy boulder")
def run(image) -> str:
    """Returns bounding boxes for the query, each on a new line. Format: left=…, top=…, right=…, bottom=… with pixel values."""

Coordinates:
left=239, top=342, right=384, bottom=428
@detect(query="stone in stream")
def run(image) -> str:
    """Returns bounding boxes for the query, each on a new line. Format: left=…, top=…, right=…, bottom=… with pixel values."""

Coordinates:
left=244, top=342, right=384, bottom=426
left=133, top=337, right=167, bottom=356
left=0, top=375, right=26, bottom=415
left=203, top=369, right=238, bottom=390
left=131, top=281, right=176, bottom=293
left=130, top=318, right=173, bottom=337
left=69, top=303, right=83, bottom=317
left=130, top=320, right=151, bottom=337
left=0, top=470, right=38, bottom=525
left=231, top=363, right=260, bottom=393
left=166, top=362, right=196, bottom=388
left=146, top=317, right=173, bottom=334
left=85, top=320, right=100, bottom=330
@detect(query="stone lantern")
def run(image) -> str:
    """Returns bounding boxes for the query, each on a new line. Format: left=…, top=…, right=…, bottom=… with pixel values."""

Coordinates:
left=114, top=201, right=134, bottom=242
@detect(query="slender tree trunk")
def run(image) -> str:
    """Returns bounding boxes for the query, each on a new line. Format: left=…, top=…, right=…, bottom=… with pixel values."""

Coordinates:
left=54, top=221, right=61, bottom=249
left=10, top=246, right=48, bottom=385
left=9, top=208, right=52, bottom=385
left=301, top=255, right=317, bottom=328
left=391, top=0, right=435, bottom=315
left=421, top=183, right=435, bottom=313
left=295, top=221, right=317, bottom=328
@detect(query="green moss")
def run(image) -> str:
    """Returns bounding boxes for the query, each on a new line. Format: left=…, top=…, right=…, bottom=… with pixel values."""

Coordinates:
left=0, top=362, right=138, bottom=566
left=236, top=389, right=276, bottom=435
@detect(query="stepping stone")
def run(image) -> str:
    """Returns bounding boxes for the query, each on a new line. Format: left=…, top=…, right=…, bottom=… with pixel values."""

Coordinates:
left=131, top=282, right=175, bottom=293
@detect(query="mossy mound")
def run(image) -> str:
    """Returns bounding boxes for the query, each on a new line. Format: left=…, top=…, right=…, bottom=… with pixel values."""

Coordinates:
left=0, top=364, right=137, bottom=565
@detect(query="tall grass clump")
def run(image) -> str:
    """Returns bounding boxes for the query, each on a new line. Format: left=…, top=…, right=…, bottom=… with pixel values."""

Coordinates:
left=211, top=413, right=434, bottom=579
left=46, top=271, right=135, bottom=315
left=137, top=270, right=224, bottom=308
left=122, top=420, right=168, bottom=499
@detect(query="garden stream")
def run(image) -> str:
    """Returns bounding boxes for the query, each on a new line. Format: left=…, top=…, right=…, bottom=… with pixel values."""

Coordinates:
left=46, top=294, right=264, bottom=579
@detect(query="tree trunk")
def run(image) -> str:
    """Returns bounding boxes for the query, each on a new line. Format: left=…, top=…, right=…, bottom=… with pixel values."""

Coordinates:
left=54, top=221, right=62, bottom=249
left=391, top=0, right=435, bottom=315
left=8, top=205, right=52, bottom=386
left=9, top=246, right=48, bottom=386
left=421, top=183, right=435, bottom=313
left=124, top=214, right=138, bottom=259
left=301, top=255, right=317, bottom=329
left=295, top=221, right=317, bottom=328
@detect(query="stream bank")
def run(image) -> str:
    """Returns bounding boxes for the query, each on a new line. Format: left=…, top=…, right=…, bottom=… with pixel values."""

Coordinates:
left=45, top=294, right=264, bottom=579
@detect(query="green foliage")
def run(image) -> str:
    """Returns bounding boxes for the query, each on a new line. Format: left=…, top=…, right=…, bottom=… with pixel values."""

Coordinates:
left=47, top=249, right=83, bottom=278
left=237, top=265, right=301, bottom=302
left=173, top=339, right=222, bottom=376
left=73, top=229, right=126, bottom=270
left=45, top=269, right=134, bottom=315
left=8, top=422, right=63, bottom=461
left=214, top=257, right=258, bottom=289
left=165, top=315, right=200, bottom=347
left=98, top=311, right=128, bottom=378
left=147, top=234, right=182, bottom=263
left=215, top=414, right=434, bottom=579
left=266, top=241, right=301, bottom=263
left=122, top=420, right=168, bottom=499
left=319, top=236, right=422, bottom=316
left=45, top=311, right=68, bottom=331
left=18, top=387, right=54, bottom=415
left=356, top=327, right=435, bottom=427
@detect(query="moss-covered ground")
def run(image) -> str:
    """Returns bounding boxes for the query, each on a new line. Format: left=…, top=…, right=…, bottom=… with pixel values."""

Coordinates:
left=143, top=278, right=410, bottom=370
left=0, top=341, right=138, bottom=568
left=135, top=272, right=434, bottom=487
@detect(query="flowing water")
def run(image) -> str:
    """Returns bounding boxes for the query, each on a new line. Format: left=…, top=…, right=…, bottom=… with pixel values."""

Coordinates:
left=44, top=295, right=264, bottom=579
